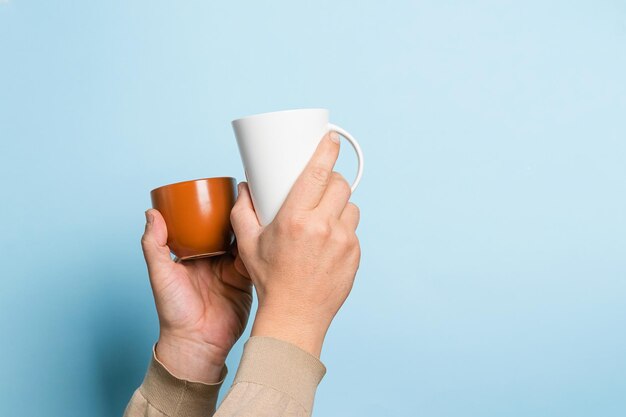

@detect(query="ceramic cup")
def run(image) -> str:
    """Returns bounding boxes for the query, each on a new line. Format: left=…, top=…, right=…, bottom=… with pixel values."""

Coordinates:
left=232, top=108, right=364, bottom=225
left=150, top=177, right=237, bottom=261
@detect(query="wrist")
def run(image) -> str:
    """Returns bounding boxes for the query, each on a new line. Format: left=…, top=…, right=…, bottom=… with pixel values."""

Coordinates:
left=251, top=305, right=331, bottom=358
left=156, top=333, right=227, bottom=384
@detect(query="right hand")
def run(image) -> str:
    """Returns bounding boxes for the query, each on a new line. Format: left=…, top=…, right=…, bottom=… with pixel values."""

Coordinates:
left=230, top=132, right=361, bottom=357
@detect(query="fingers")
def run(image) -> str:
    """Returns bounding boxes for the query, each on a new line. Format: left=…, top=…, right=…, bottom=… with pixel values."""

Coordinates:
left=317, top=172, right=351, bottom=218
left=340, top=202, right=360, bottom=231
left=282, top=132, right=340, bottom=211
left=231, top=182, right=262, bottom=242
left=141, top=209, right=174, bottom=274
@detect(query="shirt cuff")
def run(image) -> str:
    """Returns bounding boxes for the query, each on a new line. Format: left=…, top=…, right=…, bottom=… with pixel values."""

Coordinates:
left=139, top=345, right=227, bottom=417
left=232, top=336, right=327, bottom=413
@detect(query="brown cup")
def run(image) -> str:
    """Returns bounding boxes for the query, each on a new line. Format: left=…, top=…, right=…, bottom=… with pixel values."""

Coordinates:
left=150, top=177, right=237, bottom=261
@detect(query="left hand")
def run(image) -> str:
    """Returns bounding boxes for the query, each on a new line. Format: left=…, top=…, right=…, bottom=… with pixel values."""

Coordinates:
left=141, top=209, right=253, bottom=383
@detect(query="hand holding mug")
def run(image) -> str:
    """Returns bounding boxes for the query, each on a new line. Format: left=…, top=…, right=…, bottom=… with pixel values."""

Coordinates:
left=141, top=179, right=252, bottom=384
left=231, top=133, right=361, bottom=357
left=232, top=108, right=364, bottom=225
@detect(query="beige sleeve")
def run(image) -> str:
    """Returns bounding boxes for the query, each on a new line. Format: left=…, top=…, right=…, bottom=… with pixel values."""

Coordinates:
left=123, top=347, right=226, bottom=417
left=214, top=337, right=326, bottom=417
left=123, top=337, right=326, bottom=417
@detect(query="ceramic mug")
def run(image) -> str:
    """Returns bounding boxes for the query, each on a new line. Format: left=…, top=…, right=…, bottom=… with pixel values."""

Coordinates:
left=232, top=108, right=364, bottom=225
left=150, top=177, right=237, bottom=261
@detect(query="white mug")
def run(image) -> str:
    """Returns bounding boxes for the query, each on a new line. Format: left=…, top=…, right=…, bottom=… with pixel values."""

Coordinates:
left=232, top=108, right=364, bottom=225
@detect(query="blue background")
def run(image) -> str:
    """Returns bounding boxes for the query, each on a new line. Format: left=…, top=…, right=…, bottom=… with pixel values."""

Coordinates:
left=1, top=1, right=625, bottom=416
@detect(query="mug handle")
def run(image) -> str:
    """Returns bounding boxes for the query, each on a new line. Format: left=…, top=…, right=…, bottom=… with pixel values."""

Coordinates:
left=328, top=123, right=364, bottom=192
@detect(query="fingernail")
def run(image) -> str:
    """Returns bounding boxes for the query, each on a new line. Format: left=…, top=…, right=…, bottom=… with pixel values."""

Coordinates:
left=145, top=210, right=153, bottom=225
left=237, top=182, right=244, bottom=193
left=330, top=132, right=340, bottom=144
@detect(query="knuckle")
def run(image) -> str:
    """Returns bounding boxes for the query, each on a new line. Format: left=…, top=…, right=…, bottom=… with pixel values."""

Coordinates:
left=349, top=234, right=360, bottom=250
left=302, top=219, right=331, bottom=239
left=322, top=222, right=334, bottom=238
left=230, top=215, right=242, bottom=230
left=230, top=206, right=242, bottom=223
left=345, top=203, right=360, bottom=223
left=331, top=172, right=350, bottom=193
left=352, top=245, right=362, bottom=266
left=280, top=213, right=308, bottom=235
left=331, top=224, right=356, bottom=247
left=309, top=164, right=331, bottom=186
left=332, top=230, right=350, bottom=247
left=338, top=228, right=359, bottom=250
left=230, top=202, right=250, bottom=224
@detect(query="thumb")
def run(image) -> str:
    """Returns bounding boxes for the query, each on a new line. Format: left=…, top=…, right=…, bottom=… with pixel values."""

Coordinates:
left=230, top=182, right=261, bottom=242
left=141, top=209, right=173, bottom=274
left=233, top=254, right=250, bottom=278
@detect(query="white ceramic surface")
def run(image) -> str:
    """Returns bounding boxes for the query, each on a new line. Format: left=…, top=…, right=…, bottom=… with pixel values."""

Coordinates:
left=232, top=108, right=364, bottom=225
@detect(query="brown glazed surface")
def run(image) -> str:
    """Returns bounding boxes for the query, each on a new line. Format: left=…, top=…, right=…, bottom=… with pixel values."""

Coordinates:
left=150, top=177, right=237, bottom=260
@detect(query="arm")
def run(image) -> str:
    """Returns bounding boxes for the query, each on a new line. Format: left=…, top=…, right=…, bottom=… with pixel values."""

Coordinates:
left=217, top=132, right=361, bottom=416
left=124, top=337, right=325, bottom=417
left=124, top=132, right=360, bottom=417
left=123, top=346, right=226, bottom=417
left=215, top=337, right=326, bottom=417
left=123, top=208, right=253, bottom=417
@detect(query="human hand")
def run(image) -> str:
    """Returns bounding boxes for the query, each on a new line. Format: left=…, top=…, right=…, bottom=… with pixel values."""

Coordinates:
left=141, top=209, right=253, bottom=383
left=230, top=132, right=361, bottom=357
